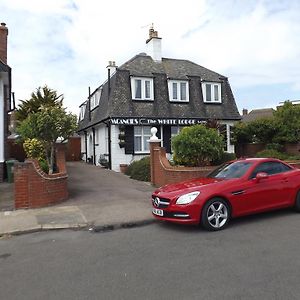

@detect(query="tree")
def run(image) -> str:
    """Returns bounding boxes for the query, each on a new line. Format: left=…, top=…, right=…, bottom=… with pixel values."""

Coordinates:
left=16, top=85, right=63, bottom=122
left=273, top=101, right=300, bottom=143
left=17, top=106, right=77, bottom=174
left=172, top=125, right=224, bottom=167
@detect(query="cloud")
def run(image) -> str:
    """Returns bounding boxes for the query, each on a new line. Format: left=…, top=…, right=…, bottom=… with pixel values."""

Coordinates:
left=1, top=0, right=300, bottom=115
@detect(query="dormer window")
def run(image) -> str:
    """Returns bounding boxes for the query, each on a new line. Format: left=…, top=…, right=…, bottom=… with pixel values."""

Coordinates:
left=202, top=82, right=221, bottom=103
left=131, top=77, right=154, bottom=100
left=79, top=104, right=86, bottom=121
left=90, top=87, right=102, bottom=110
left=168, top=80, right=189, bottom=102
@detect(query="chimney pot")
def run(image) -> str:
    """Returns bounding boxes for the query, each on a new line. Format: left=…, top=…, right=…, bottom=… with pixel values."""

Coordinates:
left=242, top=108, right=248, bottom=115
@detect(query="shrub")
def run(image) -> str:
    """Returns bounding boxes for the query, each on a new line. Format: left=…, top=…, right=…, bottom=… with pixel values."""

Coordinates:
left=172, top=125, right=224, bottom=166
left=39, top=158, right=49, bottom=174
left=23, top=138, right=45, bottom=160
left=211, top=152, right=236, bottom=166
left=255, top=149, right=288, bottom=160
left=125, top=157, right=150, bottom=182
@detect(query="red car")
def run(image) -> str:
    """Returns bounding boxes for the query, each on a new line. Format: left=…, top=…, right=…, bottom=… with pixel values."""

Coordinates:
left=152, top=158, right=300, bottom=231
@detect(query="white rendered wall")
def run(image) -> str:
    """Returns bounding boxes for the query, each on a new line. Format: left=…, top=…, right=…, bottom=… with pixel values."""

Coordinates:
left=94, top=124, right=108, bottom=166
left=146, top=38, right=162, bottom=62
left=0, top=78, right=4, bottom=163
left=220, top=121, right=236, bottom=153
left=80, top=134, right=86, bottom=161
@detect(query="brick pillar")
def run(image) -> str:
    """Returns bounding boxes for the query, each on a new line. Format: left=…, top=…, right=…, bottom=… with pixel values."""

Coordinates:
left=14, top=162, right=30, bottom=209
left=149, top=141, right=161, bottom=186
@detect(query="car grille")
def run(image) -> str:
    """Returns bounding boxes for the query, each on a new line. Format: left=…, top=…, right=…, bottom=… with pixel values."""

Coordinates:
left=152, top=196, right=170, bottom=208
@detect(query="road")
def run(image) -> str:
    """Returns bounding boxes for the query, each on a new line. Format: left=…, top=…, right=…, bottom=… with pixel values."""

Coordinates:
left=1, top=209, right=300, bottom=300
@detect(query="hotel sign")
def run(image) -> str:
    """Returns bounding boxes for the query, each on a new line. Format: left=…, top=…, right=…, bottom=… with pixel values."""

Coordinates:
left=110, top=118, right=206, bottom=126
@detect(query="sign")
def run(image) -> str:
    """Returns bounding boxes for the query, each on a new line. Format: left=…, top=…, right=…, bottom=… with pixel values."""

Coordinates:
left=110, top=117, right=206, bottom=126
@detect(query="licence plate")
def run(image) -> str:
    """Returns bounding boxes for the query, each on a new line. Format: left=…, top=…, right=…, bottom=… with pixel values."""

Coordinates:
left=152, top=208, right=163, bottom=216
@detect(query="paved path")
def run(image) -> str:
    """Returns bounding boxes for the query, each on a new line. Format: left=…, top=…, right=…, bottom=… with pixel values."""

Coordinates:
left=0, top=162, right=156, bottom=236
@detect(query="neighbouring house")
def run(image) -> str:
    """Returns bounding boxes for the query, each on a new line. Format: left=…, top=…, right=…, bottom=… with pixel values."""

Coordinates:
left=78, top=27, right=241, bottom=172
left=242, top=108, right=275, bottom=123
left=0, top=22, right=12, bottom=181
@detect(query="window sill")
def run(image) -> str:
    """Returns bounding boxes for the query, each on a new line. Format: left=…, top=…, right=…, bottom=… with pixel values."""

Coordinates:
left=203, top=101, right=222, bottom=104
left=132, top=99, right=154, bottom=102
left=169, top=100, right=189, bottom=103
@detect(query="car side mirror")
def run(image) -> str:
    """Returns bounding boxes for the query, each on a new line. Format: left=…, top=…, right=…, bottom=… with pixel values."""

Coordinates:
left=255, top=172, right=268, bottom=182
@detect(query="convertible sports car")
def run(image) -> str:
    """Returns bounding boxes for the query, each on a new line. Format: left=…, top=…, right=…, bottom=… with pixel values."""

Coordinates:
left=151, top=158, right=300, bottom=231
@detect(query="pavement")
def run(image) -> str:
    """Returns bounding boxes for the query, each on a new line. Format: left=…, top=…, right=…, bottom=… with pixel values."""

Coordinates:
left=0, top=162, right=156, bottom=236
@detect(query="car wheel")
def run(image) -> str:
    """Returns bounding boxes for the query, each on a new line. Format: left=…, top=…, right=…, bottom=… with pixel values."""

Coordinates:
left=295, top=191, right=300, bottom=212
left=201, top=198, right=230, bottom=231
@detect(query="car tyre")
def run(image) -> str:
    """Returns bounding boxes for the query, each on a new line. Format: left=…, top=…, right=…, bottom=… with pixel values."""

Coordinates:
left=201, top=198, right=230, bottom=231
left=295, top=191, right=300, bottom=212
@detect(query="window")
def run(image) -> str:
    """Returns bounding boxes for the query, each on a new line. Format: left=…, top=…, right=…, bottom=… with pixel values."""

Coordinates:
left=90, top=87, right=102, bottom=110
left=250, top=162, right=292, bottom=179
left=131, top=77, right=154, bottom=100
left=79, top=105, right=86, bottom=121
left=171, top=126, right=182, bottom=137
left=134, top=126, right=151, bottom=153
left=202, top=82, right=221, bottom=103
left=168, top=80, right=189, bottom=102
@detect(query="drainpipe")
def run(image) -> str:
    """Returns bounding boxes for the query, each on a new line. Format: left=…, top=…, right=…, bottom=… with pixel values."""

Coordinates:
left=84, top=131, right=88, bottom=162
left=88, top=86, right=91, bottom=121
left=92, top=127, right=96, bottom=165
left=107, top=123, right=112, bottom=170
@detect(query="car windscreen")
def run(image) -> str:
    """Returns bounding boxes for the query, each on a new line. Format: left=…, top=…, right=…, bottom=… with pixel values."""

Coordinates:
left=208, top=161, right=253, bottom=179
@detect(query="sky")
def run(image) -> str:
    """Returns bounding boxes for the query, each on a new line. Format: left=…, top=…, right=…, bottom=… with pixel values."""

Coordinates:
left=1, top=0, right=300, bottom=116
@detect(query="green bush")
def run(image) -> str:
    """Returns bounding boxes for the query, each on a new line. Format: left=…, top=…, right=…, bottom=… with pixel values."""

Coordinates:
left=211, top=152, right=236, bottom=166
left=23, top=138, right=45, bottom=160
left=125, top=157, right=150, bottom=182
left=39, top=158, right=49, bottom=174
left=255, top=149, right=288, bottom=160
left=172, top=125, right=224, bottom=166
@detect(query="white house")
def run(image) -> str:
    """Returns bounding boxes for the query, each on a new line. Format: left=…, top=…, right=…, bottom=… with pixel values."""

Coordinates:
left=0, top=22, right=11, bottom=182
left=78, top=27, right=241, bottom=171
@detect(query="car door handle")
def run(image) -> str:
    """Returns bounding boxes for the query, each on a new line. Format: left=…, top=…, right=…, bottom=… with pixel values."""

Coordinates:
left=232, top=190, right=245, bottom=195
left=282, top=178, right=289, bottom=183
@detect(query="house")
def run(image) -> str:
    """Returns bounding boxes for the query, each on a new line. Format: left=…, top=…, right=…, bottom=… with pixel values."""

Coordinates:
left=0, top=22, right=12, bottom=182
left=78, top=27, right=241, bottom=172
left=242, top=108, right=275, bottom=123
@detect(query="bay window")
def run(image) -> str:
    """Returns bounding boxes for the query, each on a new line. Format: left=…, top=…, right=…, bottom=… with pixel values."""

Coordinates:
left=134, top=126, right=151, bottom=153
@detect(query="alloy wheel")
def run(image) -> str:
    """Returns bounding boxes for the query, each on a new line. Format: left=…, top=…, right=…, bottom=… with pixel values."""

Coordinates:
left=206, top=201, right=228, bottom=229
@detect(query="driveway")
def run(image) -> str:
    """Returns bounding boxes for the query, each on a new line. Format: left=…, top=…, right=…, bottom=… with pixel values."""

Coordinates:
left=61, top=162, right=155, bottom=226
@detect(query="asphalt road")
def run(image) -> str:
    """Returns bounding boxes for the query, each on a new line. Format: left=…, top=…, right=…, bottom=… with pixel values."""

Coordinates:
left=1, top=209, right=300, bottom=300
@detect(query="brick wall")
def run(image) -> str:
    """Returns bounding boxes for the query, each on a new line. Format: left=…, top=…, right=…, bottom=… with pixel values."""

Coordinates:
left=14, top=146, right=68, bottom=209
left=150, top=141, right=215, bottom=187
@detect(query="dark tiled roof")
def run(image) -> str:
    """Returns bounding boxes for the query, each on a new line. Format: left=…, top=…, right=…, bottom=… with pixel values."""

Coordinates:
left=78, top=54, right=241, bottom=131
left=0, top=60, right=10, bottom=72
left=242, top=108, right=275, bottom=123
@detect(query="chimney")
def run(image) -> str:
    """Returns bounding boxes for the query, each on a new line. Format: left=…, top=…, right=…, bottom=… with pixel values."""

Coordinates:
left=146, top=25, right=162, bottom=62
left=0, top=22, right=8, bottom=64
left=106, top=61, right=117, bottom=77
left=242, top=108, right=248, bottom=115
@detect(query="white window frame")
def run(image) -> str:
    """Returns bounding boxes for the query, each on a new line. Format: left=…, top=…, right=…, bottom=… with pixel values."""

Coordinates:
left=90, top=87, right=102, bottom=110
left=134, top=126, right=151, bottom=153
left=202, top=82, right=222, bottom=103
left=131, top=77, right=154, bottom=101
left=168, top=80, right=189, bottom=102
left=79, top=105, right=86, bottom=121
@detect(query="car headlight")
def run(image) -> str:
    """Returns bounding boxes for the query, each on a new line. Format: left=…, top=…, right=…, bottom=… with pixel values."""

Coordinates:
left=176, top=191, right=200, bottom=205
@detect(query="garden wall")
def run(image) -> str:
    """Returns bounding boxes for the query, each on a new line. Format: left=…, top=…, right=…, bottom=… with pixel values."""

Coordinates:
left=149, top=141, right=215, bottom=187
left=14, top=144, right=68, bottom=209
